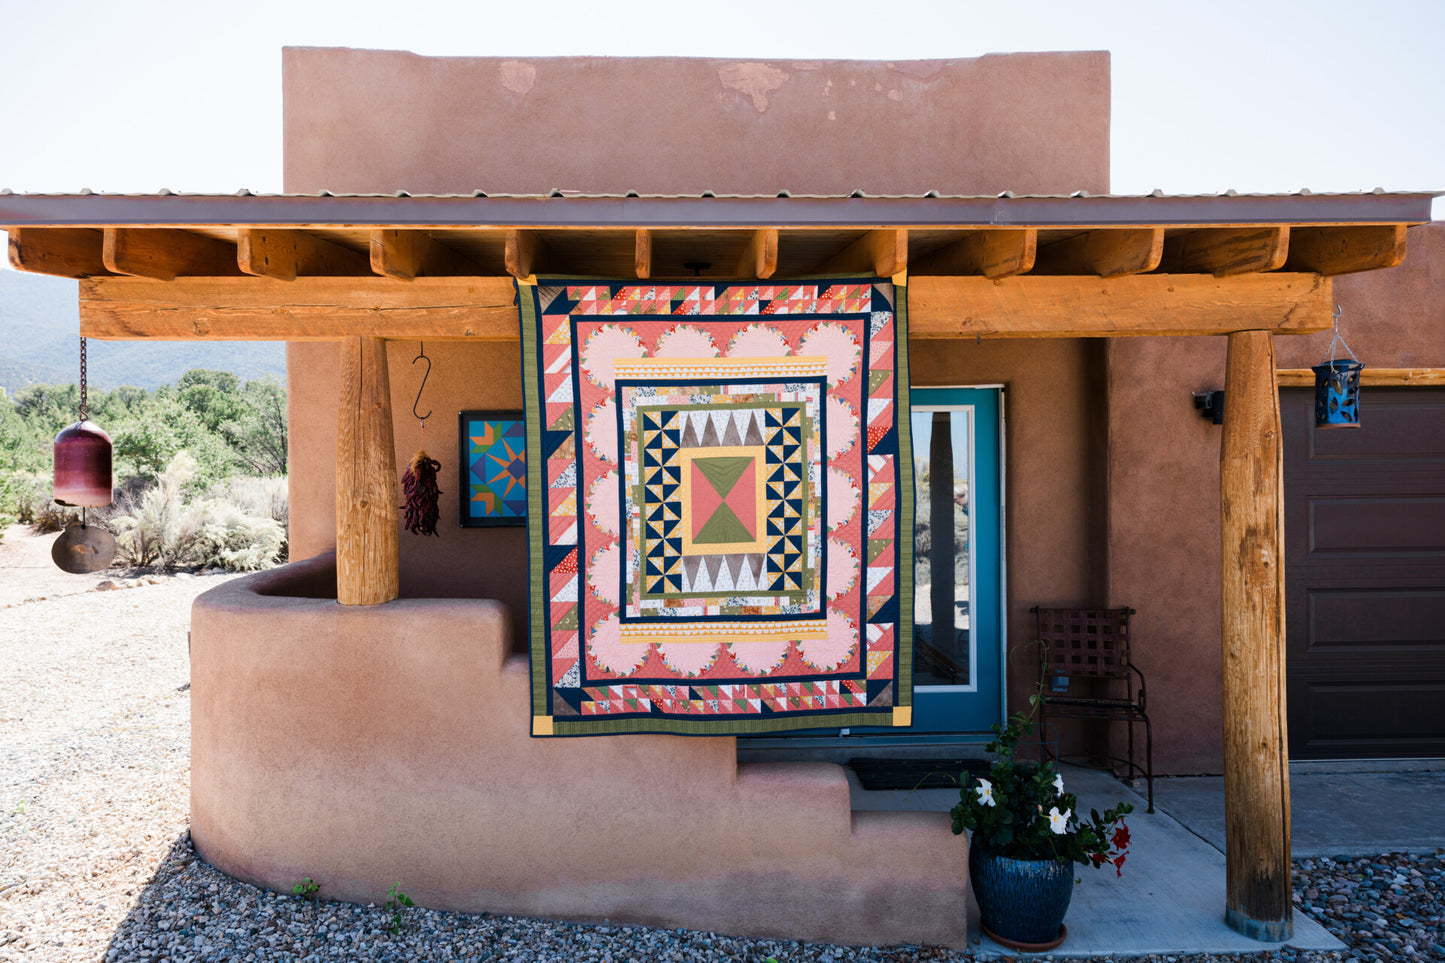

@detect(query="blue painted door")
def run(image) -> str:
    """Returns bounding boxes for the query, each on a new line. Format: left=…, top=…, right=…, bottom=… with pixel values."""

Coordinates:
left=907, top=387, right=1003, bottom=734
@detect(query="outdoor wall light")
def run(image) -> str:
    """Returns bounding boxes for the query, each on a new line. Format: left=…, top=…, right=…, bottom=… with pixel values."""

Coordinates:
left=1194, top=390, right=1225, bottom=425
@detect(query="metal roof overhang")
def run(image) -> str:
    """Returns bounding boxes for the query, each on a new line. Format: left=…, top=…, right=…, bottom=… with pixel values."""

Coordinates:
left=1, top=189, right=1437, bottom=342
left=0, top=189, right=1436, bottom=230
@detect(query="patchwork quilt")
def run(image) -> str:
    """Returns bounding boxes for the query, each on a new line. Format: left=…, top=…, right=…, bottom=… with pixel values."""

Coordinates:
left=519, top=278, right=913, bottom=736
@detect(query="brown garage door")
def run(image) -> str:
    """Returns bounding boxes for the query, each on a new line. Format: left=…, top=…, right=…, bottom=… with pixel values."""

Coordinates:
left=1283, top=387, right=1445, bottom=759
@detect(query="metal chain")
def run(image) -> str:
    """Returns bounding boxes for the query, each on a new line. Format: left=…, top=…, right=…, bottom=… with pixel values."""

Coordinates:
left=78, top=335, right=89, bottom=420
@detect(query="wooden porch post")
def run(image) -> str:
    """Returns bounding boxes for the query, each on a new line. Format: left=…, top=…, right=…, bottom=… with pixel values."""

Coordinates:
left=1219, top=329, right=1292, bottom=941
left=336, top=336, right=400, bottom=605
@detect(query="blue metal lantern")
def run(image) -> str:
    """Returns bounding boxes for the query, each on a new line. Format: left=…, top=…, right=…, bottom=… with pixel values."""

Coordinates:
left=1312, top=359, right=1363, bottom=429
left=1312, top=306, right=1363, bottom=429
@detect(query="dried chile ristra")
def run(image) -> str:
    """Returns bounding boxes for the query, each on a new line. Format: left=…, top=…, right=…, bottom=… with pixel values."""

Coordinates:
left=401, top=449, right=443, bottom=537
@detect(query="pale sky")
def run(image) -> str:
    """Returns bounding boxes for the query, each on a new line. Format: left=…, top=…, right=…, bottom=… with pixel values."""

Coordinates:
left=1, top=0, right=1440, bottom=221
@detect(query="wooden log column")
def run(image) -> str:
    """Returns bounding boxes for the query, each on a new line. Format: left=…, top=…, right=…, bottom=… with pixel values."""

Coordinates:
left=1219, top=329, right=1292, bottom=941
left=336, top=336, right=400, bottom=605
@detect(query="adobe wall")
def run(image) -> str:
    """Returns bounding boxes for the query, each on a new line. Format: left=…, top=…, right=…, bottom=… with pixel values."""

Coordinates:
left=190, top=558, right=967, bottom=945
left=284, top=47, right=1115, bottom=661
left=1106, top=221, right=1445, bottom=773
left=282, top=48, right=1110, bottom=196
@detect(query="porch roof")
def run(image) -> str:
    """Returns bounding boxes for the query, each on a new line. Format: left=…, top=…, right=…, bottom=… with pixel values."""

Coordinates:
left=2, top=189, right=1437, bottom=342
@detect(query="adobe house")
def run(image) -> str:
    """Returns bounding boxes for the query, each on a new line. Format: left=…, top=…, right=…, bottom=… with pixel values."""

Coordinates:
left=2, top=48, right=1440, bottom=947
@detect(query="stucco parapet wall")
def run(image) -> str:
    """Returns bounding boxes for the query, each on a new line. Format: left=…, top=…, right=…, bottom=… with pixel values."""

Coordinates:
left=189, top=555, right=968, bottom=947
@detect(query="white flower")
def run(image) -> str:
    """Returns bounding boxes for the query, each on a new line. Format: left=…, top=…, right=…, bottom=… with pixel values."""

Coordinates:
left=975, top=778, right=996, bottom=808
left=1053, top=773, right=1065, bottom=793
left=1048, top=806, right=1071, bottom=835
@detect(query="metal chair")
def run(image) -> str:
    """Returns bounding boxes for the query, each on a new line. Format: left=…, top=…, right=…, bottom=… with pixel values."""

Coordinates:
left=1032, top=606, right=1154, bottom=813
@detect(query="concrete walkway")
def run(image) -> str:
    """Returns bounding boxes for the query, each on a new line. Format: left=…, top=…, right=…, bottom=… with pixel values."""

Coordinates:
left=845, top=761, right=1444, bottom=957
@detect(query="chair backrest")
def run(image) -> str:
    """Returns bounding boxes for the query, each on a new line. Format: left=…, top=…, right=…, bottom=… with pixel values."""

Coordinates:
left=1035, top=607, right=1133, bottom=679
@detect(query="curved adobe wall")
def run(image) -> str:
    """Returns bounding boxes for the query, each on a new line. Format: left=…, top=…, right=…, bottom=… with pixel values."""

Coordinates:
left=190, top=557, right=967, bottom=946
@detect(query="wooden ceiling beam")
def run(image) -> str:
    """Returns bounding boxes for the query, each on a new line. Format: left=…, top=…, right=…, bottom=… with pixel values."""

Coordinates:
left=819, top=228, right=907, bottom=277
left=505, top=228, right=552, bottom=279
left=907, top=272, right=1329, bottom=338
left=1284, top=224, right=1407, bottom=276
left=735, top=228, right=779, bottom=279
left=370, top=229, right=430, bottom=281
left=1161, top=226, right=1290, bottom=277
left=369, top=229, right=484, bottom=280
left=634, top=229, right=652, bottom=279
left=911, top=229, right=1036, bottom=279
left=102, top=227, right=241, bottom=280
left=7, top=227, right=112, bottom=278
left=77, top=272, right=1330, bottom=342
left=1035, top=227, right=1163, bottom=278
left=79, top=276, right=518, bottom=341
left=237, top=228, right=369, bottom=281
left=1276, top=366, right=1444, bottom=387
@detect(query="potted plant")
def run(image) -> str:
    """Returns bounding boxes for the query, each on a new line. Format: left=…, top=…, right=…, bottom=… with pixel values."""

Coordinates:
left=951, top=702, right=1133, bottom=951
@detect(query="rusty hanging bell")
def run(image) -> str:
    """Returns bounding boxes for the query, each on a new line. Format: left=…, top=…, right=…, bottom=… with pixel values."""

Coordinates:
left=53, top=419, right=113, bottom=508
left=51, top=336, right=117, bottom=573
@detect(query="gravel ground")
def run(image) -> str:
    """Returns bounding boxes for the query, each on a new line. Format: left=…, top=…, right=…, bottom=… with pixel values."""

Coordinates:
left=1, top=564, right=1441, bottom=962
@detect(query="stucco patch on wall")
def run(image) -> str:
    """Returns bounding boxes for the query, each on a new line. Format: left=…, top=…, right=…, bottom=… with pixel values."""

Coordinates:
left=716, top=61, right=790, bottom=112
left=498, top=60, right=537, bottom=95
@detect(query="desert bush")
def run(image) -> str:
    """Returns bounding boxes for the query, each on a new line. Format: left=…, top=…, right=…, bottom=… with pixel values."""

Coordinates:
left=0, top=472, right=51, bottom=525
left=110, top=452, right=285, bottom=571
left=189, top=500, right=285, bottom=571
left=220, top=475, right=288, bottom=529
left=109, top=452, right=193, bottom=567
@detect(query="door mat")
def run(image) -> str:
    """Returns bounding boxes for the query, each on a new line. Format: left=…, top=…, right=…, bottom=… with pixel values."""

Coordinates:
left=849, top=757, right=990, bottom=791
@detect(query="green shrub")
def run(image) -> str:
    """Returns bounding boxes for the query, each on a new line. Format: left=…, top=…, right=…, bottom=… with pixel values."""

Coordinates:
left=110, top=452, right=285, bottom=571
left=189, top=500, right=285, bottom=571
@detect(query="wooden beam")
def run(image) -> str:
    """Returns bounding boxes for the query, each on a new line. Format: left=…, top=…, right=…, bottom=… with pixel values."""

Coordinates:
left=911, top=229, right=1035, bottom=279
left=1162, top=227, right=1290, bottom=277
left=820, top=228, right=907, bottom=277
left=1277, top=366, right=1445, bottom=387
left=734, top=228, right=778, bottom=279
left=1036, top=228, right=1163, bottom=278
left=370, top=229, right=431, bottom=281
left=102, top=227, right=240, bottom=280
left=336, top=335, right=400, bottom=606
left=7, top=227, right=110, bottom=278
left=237, top=228, right=368, bottom=281
left=906, top=273, right=1331, bottom=338
left=76, top=273, right=1334, bottom=342
left=635, top=229, right=652, bottom=280
left=79, top=276, right=519, bottom=341
left=1284, top=224, right=1406, bottom=276
left=505, top=229, right=546, bottom=279
left=1220, top=328, right=1292, bottom=943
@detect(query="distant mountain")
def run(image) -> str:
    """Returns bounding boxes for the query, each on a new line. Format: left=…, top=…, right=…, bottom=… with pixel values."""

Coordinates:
left=0, top=269, right=286, bottom=393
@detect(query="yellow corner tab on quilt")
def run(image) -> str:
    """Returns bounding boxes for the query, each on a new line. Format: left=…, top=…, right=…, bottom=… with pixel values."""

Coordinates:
left=517, top=275, right=538, bottom=287
left=892, top=706, right=913, bottom=727
left=532, top=715, right=554, bottom=736
left=891, top=270, right=908, bottom=288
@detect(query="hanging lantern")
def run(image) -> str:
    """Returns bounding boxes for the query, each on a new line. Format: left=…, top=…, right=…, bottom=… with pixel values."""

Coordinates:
left=1312, top=305, right=1363, bottom=429
left=51, top=336, right=117, bottom=573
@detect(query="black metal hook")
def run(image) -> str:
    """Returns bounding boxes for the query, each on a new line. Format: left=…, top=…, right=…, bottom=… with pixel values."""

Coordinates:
left=412, top=342, right=433, bottom=421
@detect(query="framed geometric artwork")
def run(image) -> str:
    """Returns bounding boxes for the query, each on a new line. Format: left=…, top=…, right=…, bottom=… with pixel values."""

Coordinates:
left=459, top=410, right=527, bottom=527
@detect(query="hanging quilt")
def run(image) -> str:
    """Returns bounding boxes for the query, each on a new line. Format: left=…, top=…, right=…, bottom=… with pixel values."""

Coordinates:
left=519, top=277, right=913, bottom=736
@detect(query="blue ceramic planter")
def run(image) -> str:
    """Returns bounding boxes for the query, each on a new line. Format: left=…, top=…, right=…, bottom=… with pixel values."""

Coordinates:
left=969, top=845, right=1074, bottom=949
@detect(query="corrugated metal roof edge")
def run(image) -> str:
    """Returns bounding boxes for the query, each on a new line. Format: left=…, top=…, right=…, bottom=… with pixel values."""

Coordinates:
left=1, top=189, right=1437, bottom=229
left=2, top=187, right=1440, bottom=200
